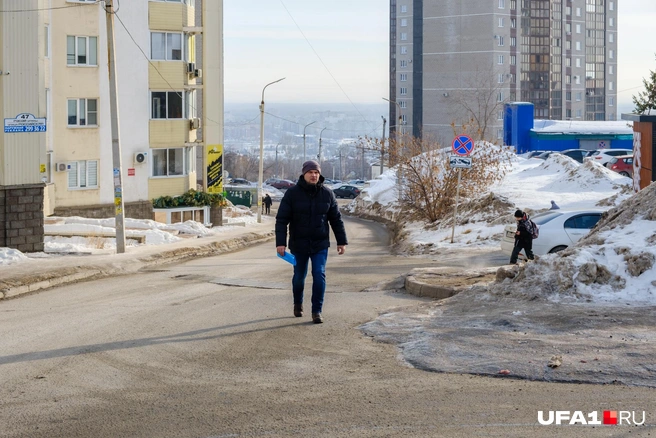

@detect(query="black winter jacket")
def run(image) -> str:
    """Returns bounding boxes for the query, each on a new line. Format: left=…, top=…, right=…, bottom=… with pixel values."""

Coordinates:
left=515, top=217, right=533, bottom=244
left=275, top=175, right=348, bottom=255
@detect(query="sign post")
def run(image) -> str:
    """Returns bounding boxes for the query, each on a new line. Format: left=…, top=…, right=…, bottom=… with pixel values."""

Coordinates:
left=450, top=135, right=474, bottom=243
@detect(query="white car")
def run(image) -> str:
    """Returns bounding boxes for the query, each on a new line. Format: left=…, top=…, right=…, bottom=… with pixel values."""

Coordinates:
left=500, top=210, right=605, bottom=258
left=586, top=149, right=633, bottom=167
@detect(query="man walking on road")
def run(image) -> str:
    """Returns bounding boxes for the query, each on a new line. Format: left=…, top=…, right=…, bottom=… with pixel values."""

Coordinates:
left=275, top=160, right=348, bottom=324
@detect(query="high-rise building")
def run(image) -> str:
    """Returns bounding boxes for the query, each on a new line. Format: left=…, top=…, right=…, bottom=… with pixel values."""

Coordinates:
left=388, top=0, right=618, bottom=143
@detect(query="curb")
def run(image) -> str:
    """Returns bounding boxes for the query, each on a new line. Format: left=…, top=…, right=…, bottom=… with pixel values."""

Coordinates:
left=404, top=267, right=498, bottom=300
left=1, top=231, right=274, bottom=300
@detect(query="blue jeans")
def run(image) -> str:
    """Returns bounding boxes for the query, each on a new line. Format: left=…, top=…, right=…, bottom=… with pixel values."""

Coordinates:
left=291, top=248, right=328, bottom=314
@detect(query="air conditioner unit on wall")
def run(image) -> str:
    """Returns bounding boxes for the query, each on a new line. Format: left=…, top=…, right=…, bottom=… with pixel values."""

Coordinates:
left=134, top=151, right=148, bottom=164
left=187, top=62, right=196, bottom=74
left=194, top=68, right=202, bottom=78
left=55, top=162, right=69, bottom=172
left=189, top=118, right=201, bottom=130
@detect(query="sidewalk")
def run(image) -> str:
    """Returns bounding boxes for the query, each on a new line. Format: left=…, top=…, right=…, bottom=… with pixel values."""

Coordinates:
left=0, top=221, right=275, bottom=300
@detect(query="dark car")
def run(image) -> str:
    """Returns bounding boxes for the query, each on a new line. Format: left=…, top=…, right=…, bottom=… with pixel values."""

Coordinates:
left=527, top=150, right=552, bottom=159
left=332, top=185, right=361, bottom=199
left=268, top=179, right=295, bottom=189
left=608, top=155, right=633, bottom=178
left=536, top=149, right=587, bottom=163
left=230, top=178, right=252, bottom=186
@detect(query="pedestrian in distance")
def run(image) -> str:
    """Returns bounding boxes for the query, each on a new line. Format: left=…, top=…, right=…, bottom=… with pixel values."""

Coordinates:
left=550, top=200, right=560, bottom=210
left=275, top=160, right=348, bottom=324
left=263, top=194, right=273, bottom=215
left=509, top=209, right=535, bottom=264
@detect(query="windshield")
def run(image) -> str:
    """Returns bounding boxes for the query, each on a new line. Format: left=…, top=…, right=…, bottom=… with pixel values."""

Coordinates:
left=531, top=211, right=563, bottom=225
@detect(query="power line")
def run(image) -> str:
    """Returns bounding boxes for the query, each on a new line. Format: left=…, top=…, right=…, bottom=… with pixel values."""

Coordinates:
left=0, top=3, right=99, bottom=12
left=278, top=0, right=378, bottom=134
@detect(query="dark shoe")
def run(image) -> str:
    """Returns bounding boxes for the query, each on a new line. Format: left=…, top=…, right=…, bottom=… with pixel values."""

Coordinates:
left=312, top=313, right=323, bottom=324
left=294, top=304, right=303, bottom=317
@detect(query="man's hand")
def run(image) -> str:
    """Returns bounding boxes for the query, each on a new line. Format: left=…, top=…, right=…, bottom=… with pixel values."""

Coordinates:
left=277, top=246, right=286, bottom=256
left=337, top=245, right=346, bottom=255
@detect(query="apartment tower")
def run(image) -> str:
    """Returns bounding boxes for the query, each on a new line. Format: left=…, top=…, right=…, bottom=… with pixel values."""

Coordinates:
left=389, top=0, right=618, bottom=143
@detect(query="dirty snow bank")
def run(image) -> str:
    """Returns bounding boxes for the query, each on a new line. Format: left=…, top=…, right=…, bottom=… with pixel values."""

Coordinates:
left=491, top=182, right=656, bottom=305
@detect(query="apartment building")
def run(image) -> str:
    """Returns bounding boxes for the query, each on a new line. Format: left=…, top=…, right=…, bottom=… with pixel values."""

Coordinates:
left=389, top=0, right=618, bottom=143
left=1, top=0, right=224, bottom=251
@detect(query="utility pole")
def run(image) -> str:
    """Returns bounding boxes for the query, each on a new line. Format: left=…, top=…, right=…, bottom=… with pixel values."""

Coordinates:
left=318, top=127, right=326, bottom=163
left=361, top=145, right=365, bottom=179
left=105, top=0, right=126, bottom=253
left=380, top=116, right=386, bottom=176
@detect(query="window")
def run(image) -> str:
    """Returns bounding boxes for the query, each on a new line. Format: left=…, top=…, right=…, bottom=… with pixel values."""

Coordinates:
left=575, top=58, right=581, bottom=67
left=497, top=129, right=503, bottom=139
left=498, top=36, right=504, bottom=46
left=400, top=4, right=407, bottom=13
left=186, top=90, right=197, bottom=119
left=564, top=214, right=601, bottom=229
left=68, top=160, right=98, bottom=189
left=400, top=18, right=407, bottom=27
left=609, top=97, right=615, bottom=106
left=151, top=91, right=184, bottom=119
left=499, top=17, right=504, bottom=27
left=497, top=91, right=503, bottom=102
left=576, top=24, right=581, bottom=34
left=400, top=46, right=408, bottom=55
left=400, top=73, right=407, bottom=81
left=609, top=81, right=614, bottom=91
left=566, top=57, right=571, bottom=67
left=498, top=0, right=505, bottom=8
left=609, top=49, right=614, bottom=59
left=609, top=17, right=614, bottom=27
left=497, top=111, right=503, bottom=120
left=609, top=65, right=614, bottom=75
left=566, top=109, right=572, bottom=118
left=575, top=41, right=581, bottom=51
left=399, top=100, right=407, bottom=108
left=566, top=91, right=571, bottom=101
left=498, top=73, right=504, bottom=83
left=576, top=109, right=582, bottom=118
left=498, top=55, right=504, bottom=64
left=609, top=1, right=614, bottom=11
left=576, top=92, right=582, bottom=101
left=67, top=98, right=98, bottom=126
left=400, top=33, right=407, bottom=41
left=400, top=60, right=408, bottom=68
left=400, top=87, right=407, bottom=95
left=45, top=26, right=50, bottom=58
left=510, top=37, right=516, bottom=47
left=151, top=32, right=182, bottom=60
left=510, top=55, right=516, bottom=65
left=575, top=75, right=580, bottom=84
left=511, top=18, right=516, bottom=28
left=66, top=35, right=97, bottom=66
left=152, top=148, right=185, bottom=177
left=565, top=6, right=571, bottom=15
left=609, top=33, right=614, bottom=43
left=575, top=7, right=581, bottom=16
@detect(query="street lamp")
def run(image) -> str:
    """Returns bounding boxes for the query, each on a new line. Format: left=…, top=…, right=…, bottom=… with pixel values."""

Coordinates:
left=258, top=77, right=285, bottom=224
left=317, top=127, right=327, bottom=162
left=303, top=121, right=316, bottom=161
left=382, top=97, right=403, bottom=138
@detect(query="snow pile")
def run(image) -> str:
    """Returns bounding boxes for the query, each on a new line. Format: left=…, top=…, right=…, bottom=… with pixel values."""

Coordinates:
left=491, top=182, right=656, bottom=304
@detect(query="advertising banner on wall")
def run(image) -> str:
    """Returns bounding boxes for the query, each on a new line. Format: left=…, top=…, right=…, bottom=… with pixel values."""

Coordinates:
left=206, top=144, right=223, bottom=194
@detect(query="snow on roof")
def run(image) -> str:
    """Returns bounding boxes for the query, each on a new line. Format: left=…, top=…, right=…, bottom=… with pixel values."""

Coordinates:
left=532, top=119, right=633, bottom=135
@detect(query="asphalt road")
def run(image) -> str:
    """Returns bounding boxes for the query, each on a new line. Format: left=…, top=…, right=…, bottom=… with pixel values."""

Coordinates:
left=0, top=217, right=654, bottom=437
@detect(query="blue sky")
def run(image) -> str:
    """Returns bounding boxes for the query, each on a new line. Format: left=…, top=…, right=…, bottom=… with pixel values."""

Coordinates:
left=224, top=0, right=656, bottom=111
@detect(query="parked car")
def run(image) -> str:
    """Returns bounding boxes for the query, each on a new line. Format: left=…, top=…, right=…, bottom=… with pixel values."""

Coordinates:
left=534, top=149, right=588, bottom=163
left=348, top=179, right=366, bottom=186
left=607, top=155, right=634, bottom=178
left=527, top=150, right=552, bottom=159
left=332, top=185, right=361, bottom=199
left=267, top=178, right=295, bottom=190
left=230, top=178, right=252, bottom=186
left=500, top=209, right=605, bottom=258
left=585, top=149, right=633, bottom=167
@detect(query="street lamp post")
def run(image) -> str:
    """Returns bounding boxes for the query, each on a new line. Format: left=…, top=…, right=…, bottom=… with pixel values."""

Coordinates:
left=317, top=127, right=327, bottom=163
left=303, top=121, right=316, bottom=162
left=258, top=77, right=285, bottom=224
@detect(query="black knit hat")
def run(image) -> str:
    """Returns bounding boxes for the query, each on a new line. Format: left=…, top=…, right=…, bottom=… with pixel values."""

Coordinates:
left=302, top=160, right=321, bottom=175
left=514, top=209, right=524, bottom=218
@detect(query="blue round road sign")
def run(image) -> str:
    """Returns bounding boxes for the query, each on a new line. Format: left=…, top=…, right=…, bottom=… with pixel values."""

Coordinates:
left=452, top=135, right=474, bottom=157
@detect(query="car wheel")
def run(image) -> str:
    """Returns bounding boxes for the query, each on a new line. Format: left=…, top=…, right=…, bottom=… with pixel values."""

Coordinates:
left=548, top=245, right=568, bottom=254
left=349, top=194, right=356, bottom=199
left=619, top=171, right=630, bottom=177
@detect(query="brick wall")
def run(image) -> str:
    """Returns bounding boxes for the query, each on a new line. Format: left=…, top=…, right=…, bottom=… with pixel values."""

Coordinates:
left=0, top=184, right=45, bottom=252
left=53, top=200, right=154, bottom=220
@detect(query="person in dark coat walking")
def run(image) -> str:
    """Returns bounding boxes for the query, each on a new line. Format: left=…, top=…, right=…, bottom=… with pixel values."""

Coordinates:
left=263, top=194, right=273, bottom=215
left=509, top=209, right=534, bottom=264
left=275, top=160, right=348, bottom=324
